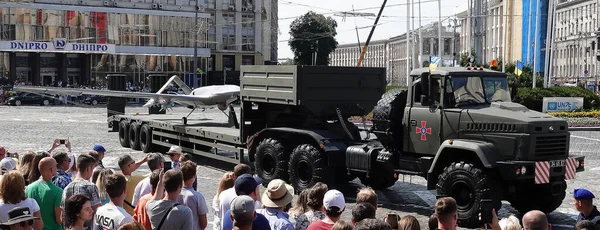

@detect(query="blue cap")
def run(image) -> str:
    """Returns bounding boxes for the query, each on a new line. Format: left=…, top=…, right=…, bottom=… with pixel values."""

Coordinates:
left=574, top=188, right=595, bottom=200
left=235, top=174, right=260, bottom=196
left=93, top=144, right=106, bottom=153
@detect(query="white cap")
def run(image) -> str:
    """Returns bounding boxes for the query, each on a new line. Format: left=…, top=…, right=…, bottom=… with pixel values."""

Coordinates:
left=68, top=153, right=77, bottom=170
left=167, top=146, right=183, bottom=154
left=0, top=158, right=16, bottom=172
left=323, top=189, right=345, bottom=211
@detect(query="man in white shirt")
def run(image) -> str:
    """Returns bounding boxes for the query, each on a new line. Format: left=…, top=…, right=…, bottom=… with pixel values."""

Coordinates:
left=93, top=173, right=134, bottom=230
left=131, top=153, right=164, bottom=206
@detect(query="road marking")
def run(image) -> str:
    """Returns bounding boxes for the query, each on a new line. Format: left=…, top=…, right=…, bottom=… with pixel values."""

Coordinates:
left=67, top=119, right=78, bottom=122
left=412, top=191, right=437, bottom=207
left=90, top=120, right=104, bottom=123
left=572, top=135, right=600, bottom=142
left=40, top=118, right=49, bottom=122
left=12, top=118, right=22, bottom=121
left=590, top=167, right=600, bottom=171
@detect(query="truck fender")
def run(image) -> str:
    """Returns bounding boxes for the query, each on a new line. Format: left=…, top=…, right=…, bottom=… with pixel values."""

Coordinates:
left=426, top=139, right=500, bottom=190
left=247, top=127, right=347, bottom=162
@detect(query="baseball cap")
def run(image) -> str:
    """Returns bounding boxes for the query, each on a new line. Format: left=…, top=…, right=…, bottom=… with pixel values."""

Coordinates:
left=324, top=189, right=346, bottom=211
left=574, top=188, right=595, bottom=200
left=234, top=174, right=260, bottom=196
left=0, top=158, right=16, bottom=172
left=93, top=144, right=106, bottom=153
left=230, top=195, right=255, bottom=215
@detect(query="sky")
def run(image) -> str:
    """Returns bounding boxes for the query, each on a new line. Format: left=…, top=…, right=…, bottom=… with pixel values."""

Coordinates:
left=277, top=0, right=468, bottom=59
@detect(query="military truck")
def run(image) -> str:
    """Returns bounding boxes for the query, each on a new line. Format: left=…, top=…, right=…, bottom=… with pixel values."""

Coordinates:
left=107, top=65, right=584, bottom=227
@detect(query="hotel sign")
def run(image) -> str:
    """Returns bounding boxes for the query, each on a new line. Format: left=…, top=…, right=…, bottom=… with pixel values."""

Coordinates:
left=0, top=40, right=116, bottom=54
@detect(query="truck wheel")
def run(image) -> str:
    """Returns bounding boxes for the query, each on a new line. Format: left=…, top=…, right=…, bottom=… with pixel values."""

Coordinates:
left=254, top=138, right=288, bottom=184
left=129, top=123, right=141, bottom=150
left=139, top=124, right=153, bottom=153
left=119, top=121, right=131, bottom=148
left=288, top=144, right=326, bottom=193
left=436, top=162, right=501, bottom=228
left=510, top=178, right=566, bottom=214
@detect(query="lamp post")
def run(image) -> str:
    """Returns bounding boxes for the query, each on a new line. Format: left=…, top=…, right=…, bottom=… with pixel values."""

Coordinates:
left=193, top=0, right=199, bottom=86
left=448, top=18, right=461, bottom=67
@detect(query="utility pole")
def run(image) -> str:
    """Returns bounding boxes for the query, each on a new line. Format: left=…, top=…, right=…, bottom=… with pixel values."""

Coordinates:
left=406, top=0, right=411, bottom=86
left=527, top=0, right=533, bottom=65
left=544, top=0, right=556, bottom=87
left=193, top=0, right=199, bottom=86
left=418, top=0, right=423, bottom=67
left=438, top=0, right=442, bottom=59
left=502, top=2, right=507, bottom=72
left=533, top=0, right=540, bottom=88
left=411, top=0, right=416, bottom=70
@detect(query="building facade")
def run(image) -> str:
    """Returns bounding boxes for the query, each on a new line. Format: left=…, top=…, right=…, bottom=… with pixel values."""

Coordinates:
left=552, top=0, right=597, bottom=85
left=0, top=0, right=276, bottom=87
left=329, top=22, right=458, bottom=86
left=329, top=39, right=387, bottom=68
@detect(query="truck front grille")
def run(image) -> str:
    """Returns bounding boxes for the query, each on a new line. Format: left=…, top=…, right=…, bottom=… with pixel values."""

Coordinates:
left=534, top=135, right=568, bottom=157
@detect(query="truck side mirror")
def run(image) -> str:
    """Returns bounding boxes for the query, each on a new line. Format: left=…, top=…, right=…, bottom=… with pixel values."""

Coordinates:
left=420, top=73, right=431, bottom=106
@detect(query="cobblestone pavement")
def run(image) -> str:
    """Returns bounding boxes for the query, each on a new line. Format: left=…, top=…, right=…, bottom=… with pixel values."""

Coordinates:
left=0, top=105, right=599, bottom=229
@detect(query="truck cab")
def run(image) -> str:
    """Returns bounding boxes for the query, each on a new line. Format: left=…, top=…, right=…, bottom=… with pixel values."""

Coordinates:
left=374, top=67, right=585, bottom=226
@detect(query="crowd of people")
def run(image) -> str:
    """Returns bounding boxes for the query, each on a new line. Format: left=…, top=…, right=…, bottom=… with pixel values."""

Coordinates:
left=0, top=140, right=598, bottom=230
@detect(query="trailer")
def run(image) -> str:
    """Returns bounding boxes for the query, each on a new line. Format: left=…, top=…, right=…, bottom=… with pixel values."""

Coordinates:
left=108, top=65, right=585, bottom=227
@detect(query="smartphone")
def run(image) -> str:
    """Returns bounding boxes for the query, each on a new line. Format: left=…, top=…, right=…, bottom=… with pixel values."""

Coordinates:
left=480, top=199, right=493, bottom=224
left=59, top=139, right=66, bottom=145
left=386, top=213, right=399, bottom=229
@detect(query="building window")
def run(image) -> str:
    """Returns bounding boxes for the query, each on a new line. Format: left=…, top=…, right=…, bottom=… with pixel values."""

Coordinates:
left=242, top=55, right=255, bottom=65
left=207, top=0, right=216, bottom=9
left=223, top=13, right=235, bottom=50
left=222, top=55, right=235, bottom=71
left=222, top=0, right=235, bottom=11
left=242, top=0, right=254, bottom=12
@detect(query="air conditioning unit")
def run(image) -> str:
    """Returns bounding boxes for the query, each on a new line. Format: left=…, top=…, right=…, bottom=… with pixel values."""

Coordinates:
left=113, top=2, right=118, bottom=6
left=158, top=4, right=164, bottom=9
left=152, top=3, right=158, bottom=9
left=103, top=1, right=109, bottom=6
left=78, top=0, right=84, bottom=4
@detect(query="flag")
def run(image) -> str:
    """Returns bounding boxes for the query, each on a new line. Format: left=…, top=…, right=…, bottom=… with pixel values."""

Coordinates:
left=515, top=61, right=523, bottom=76
left=429, top=56, right=441, bottom=71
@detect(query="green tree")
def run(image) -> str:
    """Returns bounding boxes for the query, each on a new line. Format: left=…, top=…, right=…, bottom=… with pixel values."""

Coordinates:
left=289, top=11, right=338, bottom=65
left=459, top=49, right=477, bottom=66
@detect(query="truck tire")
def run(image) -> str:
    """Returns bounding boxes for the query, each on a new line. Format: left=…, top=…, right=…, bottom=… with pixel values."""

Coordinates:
left=139, top=124, right=153, bottom=153
left=510, top=178, right=566, bottom=214
left=119, top=121, right=130, bottom=148
left=436, top=162, right=501, bottom=228
left=129, top=123, right=141, bottom=150
left=254, top=138, right=288, bottom=184
left=288, top=144, right=326, bottom=193
left=372, top=88, right=408, bottom=150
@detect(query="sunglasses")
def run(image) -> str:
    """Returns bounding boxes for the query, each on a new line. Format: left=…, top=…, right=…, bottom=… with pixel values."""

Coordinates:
left=18, top=220, right=34, bottom=227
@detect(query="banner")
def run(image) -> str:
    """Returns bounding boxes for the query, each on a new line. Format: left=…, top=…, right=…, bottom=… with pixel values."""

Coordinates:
left=543, top=97, right=584, bottom=113
left=0, top=40, right=115, bottom=54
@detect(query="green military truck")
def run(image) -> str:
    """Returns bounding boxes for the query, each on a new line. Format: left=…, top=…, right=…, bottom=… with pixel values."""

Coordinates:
left=108, top=65, right=584, bottom=227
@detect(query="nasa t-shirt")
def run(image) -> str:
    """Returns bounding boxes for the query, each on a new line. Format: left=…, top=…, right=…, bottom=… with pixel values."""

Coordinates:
left=93, top=203, right=133, bottom=230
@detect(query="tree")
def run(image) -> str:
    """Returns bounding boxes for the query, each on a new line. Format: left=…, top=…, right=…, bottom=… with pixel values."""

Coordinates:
left=289, top=11, right=338, bottom=65
left=459, top=49, right=477, bottom=67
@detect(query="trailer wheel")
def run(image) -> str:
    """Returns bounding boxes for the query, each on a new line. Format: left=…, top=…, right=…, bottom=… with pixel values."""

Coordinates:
left=510, top=178, right=566, bottom=214
left=119, top=121, right=130, bottom=148
left=129, top=123, right=141, bottom=150
left=254, top=138, right=288, bottom=185
left=288, top=144, right=326, bottom=193
left=436, top=161, right=501, bottom=228
left=139, top=124, right=153, bottom=153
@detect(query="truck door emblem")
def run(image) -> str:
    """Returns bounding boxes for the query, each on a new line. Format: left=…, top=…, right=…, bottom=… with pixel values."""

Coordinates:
left=416, top=121, right=432, bottom=140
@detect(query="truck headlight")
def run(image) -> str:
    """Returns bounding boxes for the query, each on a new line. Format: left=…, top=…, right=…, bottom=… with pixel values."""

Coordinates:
left=521, top=166, right=527, bottom=175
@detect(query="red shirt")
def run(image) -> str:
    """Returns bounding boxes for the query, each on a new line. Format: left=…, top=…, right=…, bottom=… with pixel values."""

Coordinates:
left=307, top=220, right=335, bottom=230
left=133, top=193, right=153, bottom=230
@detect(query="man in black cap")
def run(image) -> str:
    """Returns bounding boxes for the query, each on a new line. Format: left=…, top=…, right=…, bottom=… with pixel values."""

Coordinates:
left=0, top=207, right=40, bottom=230
left=574, top=188, right=600, bottom=226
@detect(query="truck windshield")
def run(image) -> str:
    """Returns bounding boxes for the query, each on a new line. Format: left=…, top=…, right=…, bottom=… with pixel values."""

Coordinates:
left=449, top=76, right=511, bottom=106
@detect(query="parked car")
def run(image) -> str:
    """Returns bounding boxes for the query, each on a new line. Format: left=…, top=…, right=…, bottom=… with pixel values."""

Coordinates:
left=83, top=95, right=107, bottom=106
left=7, top=92, right=59, bottom=106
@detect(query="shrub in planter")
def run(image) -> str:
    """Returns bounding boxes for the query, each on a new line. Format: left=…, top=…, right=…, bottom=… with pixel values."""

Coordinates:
left=514, top=86, right=600, bottom=112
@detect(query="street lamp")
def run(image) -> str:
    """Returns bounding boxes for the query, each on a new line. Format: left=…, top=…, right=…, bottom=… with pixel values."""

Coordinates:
left=448, top=18, right=461, bottom=66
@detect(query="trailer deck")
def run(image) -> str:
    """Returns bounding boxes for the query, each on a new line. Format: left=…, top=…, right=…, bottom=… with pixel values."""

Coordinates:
left=110, top=113, right=245, bottom=164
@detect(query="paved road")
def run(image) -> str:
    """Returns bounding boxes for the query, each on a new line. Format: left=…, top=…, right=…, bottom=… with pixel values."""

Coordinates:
left=0, top=105, right=598, bottom=229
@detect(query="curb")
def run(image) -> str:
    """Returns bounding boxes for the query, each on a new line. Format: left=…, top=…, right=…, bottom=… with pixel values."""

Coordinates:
left=568, top=127, right=600, bottom=131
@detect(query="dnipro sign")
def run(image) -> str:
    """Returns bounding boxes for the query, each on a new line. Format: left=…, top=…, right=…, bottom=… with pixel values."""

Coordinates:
left=542, top=97, right=584, bottom=113
left=0, top=40, right=116, bottom=54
